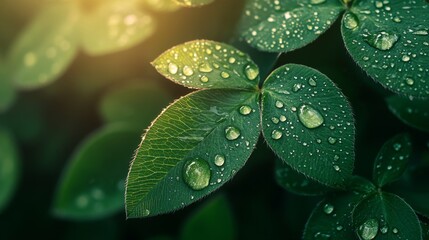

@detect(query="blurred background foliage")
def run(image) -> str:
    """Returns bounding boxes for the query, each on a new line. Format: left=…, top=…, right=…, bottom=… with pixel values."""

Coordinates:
left=0, top=0, right=428, bottom=239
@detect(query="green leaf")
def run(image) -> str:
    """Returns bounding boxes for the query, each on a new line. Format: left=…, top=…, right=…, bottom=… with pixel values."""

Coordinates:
left=53, top=124, right=141, bottom=220
left=0, top=66, right=16, bottom=113
left=0, top=128, right=19, bottom=213
left=126, top=89, right=260, bottom=218
left=352, top=192, right=422, bottom=240
left=303, top=192, right=365, bottom=240
left=180, top=195, right=236, bottom=240
left=373, top=133, right=412, bottom=187
left=152, top=40, right=260, bottom=90
left=275, top=158, right=331, bottom=196
left=238, top=0, right=344, bottom=52
left=386, top=95, right=429, bottom=132
left=99, top=82, right=172, bottom=128
left=421, top=220, right=429, bottom=239
left=141, top=0, right=181, bottom=12
left=261, top=64, right=355, bottom=187
left=79, top=1, right=155, bottom=56
left=346, top=176, right=377, bottom=195
left=174, top=0, right=214, bottom=7
left=9, top=2, right=79, bottom=89
left=341, top=1, right=429, bottom=98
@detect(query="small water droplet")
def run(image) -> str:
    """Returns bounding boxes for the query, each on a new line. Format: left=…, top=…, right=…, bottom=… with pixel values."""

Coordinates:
left=200, top=76, right=209, bottom=83
left=364, top=31, right=399, bottom=51
left=393, top=143, right=402, bottom=151
left=225, top=126, right=241, bottom=140
left=401, top=55, right=410, bottom=62
left=214, top=155, right=225, bottom=167
left=337, top=225, right=343, bottom=231
left=183, top=66, right=194, bottom=76
left=392, top=228, right=398, bottom=234
left=308, top=78, right=317, bottom=86
left=323, top=203, right=334, bottom=214
left=228, top=57, right=236, bottom=64
left=405, top=78, right=414, bottom=86
left=275, top=100, right=284, bottom=108
left=293, top=83, right=302, bottom=92
left=244, top=64, right=259, bottom=81
left=199, top=63, right=213, bottom=73
left=393, top=16, right=401, bottom=23
left=344, top=12, right=359, bottom=30
left=279, top=115, right=287, bottom=122
left=357, top=218, right=379, bottom=240
left=310, top=0, right=326, bottom=4
left=24, top=52, right=37, bottom=67
left=239, top=105, right=252, bottom=115
left=298, top=104, right=324, bottom=129
left=168, top=63, right=178, bottom=74
left=221, top=72, right=230, bottom=79
left=333, top=165, right=341, bottom=171
left=142, top=209, right=150, bottom=217
left=328, top=137, right=337, bottom=144
left=380, top=226, right=388, bottom=234
left=183, top=158, right=211, bottom=190
left=271, top=117, right=279, bottom=124
left=271, top=130, right=283, bottom=140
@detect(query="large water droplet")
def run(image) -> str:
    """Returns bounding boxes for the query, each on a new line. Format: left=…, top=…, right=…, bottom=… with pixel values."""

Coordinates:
left=199, top=63, right=213, bottom=73
left=308, top=78, right=317, bottom=86
left=298, top=104, right=324, bottom=129
left=402, top=55, right=410, bottom=62
left=323, top=203, right=334, bottom=214
left=183, top=158, right=211, bottom=190
left=271, top=130, right=283, bottom=140
left=225, top=126, right=241, bottom=140
left=239, top=105, right=252, bottom=115
left=364, top=31, right=399, bottom=51
left=214, top=154, right=225, bottom=167
left=221, top=72, right=230, bottom=79
left=310, top=0, right=326, bottom=4
left=357, top=219, right=379, bottom=240
left=344, top=12, right=359, bottom=30
left=183, top=66, right=194, bottom=76
left=244, top=64, right=259, bottom=81
left=275, top=100, right=284, bottom=108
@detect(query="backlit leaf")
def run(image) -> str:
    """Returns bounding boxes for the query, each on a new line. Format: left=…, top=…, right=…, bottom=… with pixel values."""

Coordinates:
left=53, top=125, right=141, bottom=220
left=152, top=40, right=260, bottom=90
left=126, top=89, right=260, bottom=218
left=261, top=64, right=355, bottom=187
left=342, top=0, right=429, bottom=98
left=238, top=0, right=344, bottom=52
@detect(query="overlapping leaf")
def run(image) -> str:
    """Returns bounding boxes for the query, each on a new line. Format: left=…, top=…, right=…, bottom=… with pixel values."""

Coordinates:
left=0, top=128, right=19, bottom=213
left=387, top=95, right=429, bottom=132
left=262, top=64, right=355, bottom=187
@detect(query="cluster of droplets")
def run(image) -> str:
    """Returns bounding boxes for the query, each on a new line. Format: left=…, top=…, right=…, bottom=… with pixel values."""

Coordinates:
left=242, top=0, right=341, bottom=51
left=343, top=0, right=429, bottom=97
left=160, top=41, right=259, bottom=86
left=357, top=218, right=401, bottom=239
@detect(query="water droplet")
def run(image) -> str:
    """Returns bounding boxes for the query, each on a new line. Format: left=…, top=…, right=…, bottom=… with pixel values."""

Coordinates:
left=328, top=137, right=337, bottom=144
left=271, top=130, right=283, bottom=140
left=344, top=12, right=359, bottom=30
left=275, top=100, right=284, bottom=108
left=228, top=57, right=236, bottom=64
left=24, top=52, right=37, bottom=67
left=200, top=76, right=209, bottom=83
left=380, top=226, right=388, bottom=234
left=337, top=225, right=343, bottom=231
left=364, top=31, right=399, bottom=51
left=279, top=115, right=287, bottom=122
left=221, top=72, right=230, bottom=79
left=183, top=158, right=211, bottom=190
left=402, top=55, right=410, bottom=62
left=323, top=203, right=334, bottom=214
left=244, top=64, right=259, bottom=81
left=76, top=194, right=89, bottom=208
left=374, top=1, right=383, bottom=8
left=393, top=16, right=401, bottom=23
left=333, top=165, right=341, bottom=171
left=310, top=0, right=326, bottom=4
left=393, top=143, right=402, bottom=151
left=214, top=155, right=225, bottom=167
left=357, top=219, right=379, bottom=240
left=392, top=228, right=398, bottom=234
left=183, top=66, right=194, bottom=76
left=293, top=83, right=302, bottom=92
left=199, top=63, right=213, bottom=73
left=225, top=126, right=241, bottom=140
left=298, top=104, right=324, bottom=129
left=308, top=78, right=317, bottom=86
left=271, top=117, right=279, bottom=124
left=239, top=105, right=252, bottom=115
left=142, top=209, right=150, bottom=217
left=405, top=78, right=414, bottom=86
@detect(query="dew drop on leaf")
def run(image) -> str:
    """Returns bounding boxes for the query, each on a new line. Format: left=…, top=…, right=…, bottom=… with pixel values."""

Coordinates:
left=308, top=77, right=317, bottom=86
left=239, top=105, right=252, bottom=115
left=343, top=12, right=359, bottom=30
left=183, top=66, right=194, bottom=76
left=364, top=31, right=399, bottom=51
left=198, top=63, right=213, bottom=73
left=279, top=115, right=287, bottom=122
left=168, top=63, right=178, bottom=74
left=275, top=100, right=284, bottom=108
left=298, top=104, right=324, bottom=129
left=271, top=130, right=283, bottom=140
left=310, top=0, right=326, bottom=5
left=244, top=64, right=259, bottom=81
left=200, top=76, right=209, bottom=83
left=183, top=158, right=211, bottom=190
left=323, top=203, right=334, bottom=214
left=214, top=155, right=225, bottom=167
left=221, top=72, right=230, bottom=79
left=142, top=209, right=150, bottom=217
left=357, top=218, right=379, bottom=240
left=328, top=137, right=337, bottom=144
left=225, top=126, right=241, bottom=140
